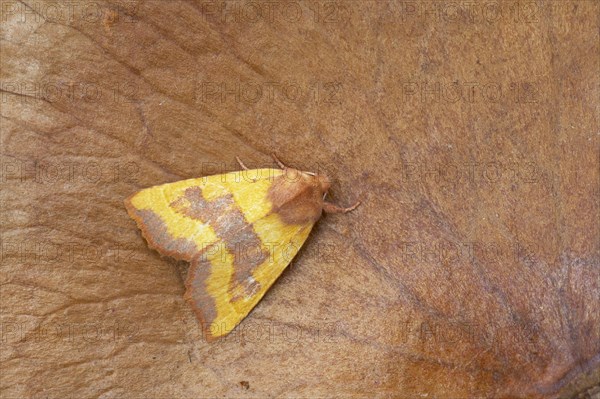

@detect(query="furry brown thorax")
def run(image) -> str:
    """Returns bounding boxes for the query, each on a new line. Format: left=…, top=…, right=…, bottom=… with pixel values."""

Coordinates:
left=267, top=169, right=331, bottom=225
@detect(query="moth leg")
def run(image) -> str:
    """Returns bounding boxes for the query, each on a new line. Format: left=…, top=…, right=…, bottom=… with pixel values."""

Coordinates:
left=236, top=156, right=249, bottom=170
left=271, top=153, right=287, bottom=169
left=323, top=200, right=361, bottom=214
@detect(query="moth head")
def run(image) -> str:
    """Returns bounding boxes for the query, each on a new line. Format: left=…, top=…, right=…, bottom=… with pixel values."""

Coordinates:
left=283, top=168, right=331, bottom=196
left=269, top=169, right=335, bottom=224
left=315, top=173, right=331, bottom=194
left=298, top=170, right=330, bottom=193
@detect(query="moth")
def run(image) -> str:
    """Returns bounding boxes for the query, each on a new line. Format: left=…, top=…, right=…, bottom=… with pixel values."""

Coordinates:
left=124, top=155, right=359, bottom=340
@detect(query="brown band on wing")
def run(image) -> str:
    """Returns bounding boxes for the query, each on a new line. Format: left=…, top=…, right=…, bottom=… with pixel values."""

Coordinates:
left=124, top=204, right=198, bottom=261
left=174, top=186, right=268, bottom=300
left=184, top=255, right=219, bottom=337
left=170, top=186, right=226, bottom=222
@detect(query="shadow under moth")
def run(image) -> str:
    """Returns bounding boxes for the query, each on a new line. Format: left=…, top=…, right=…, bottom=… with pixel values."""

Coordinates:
left=124, top=154, right=360, bottom=340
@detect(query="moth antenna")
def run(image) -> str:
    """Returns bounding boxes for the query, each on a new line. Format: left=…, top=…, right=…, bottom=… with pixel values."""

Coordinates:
left=323, top=200, right=361, bottom=214
left=272, top=153, right=315, bottom=175
left=271, top=153, right=287, bottom=169
left=236, top=156, right=249, bottom=170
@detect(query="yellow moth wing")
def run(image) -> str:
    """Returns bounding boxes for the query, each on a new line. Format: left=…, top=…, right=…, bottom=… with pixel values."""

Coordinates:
left=124, top=169, right=283, bottom=261
left=188, top=214, right=313, bottom=340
